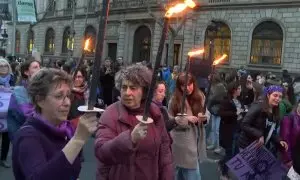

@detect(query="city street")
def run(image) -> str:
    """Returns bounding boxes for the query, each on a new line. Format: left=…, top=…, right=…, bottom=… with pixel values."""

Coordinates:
left=0, top=138, right=222, bottom=180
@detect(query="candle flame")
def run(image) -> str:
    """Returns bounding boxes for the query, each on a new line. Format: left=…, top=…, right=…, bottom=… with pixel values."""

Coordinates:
left=213, top=54, right=227, bottom=65
left=188, top=49, right=204, bottom=57
left=165, top=0, right=196, bottom=18
left=84, top=38, right=90, bottom=51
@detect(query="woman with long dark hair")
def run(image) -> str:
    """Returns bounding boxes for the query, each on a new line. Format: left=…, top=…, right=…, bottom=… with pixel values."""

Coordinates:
left=239, top=85, right=288, bottom=156
left=169, top=72, right=209, bottom=180
left=218, top=81, right=244, bottom=180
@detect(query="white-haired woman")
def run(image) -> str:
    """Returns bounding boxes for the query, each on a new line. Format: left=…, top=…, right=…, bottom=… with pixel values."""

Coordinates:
left=0, top=58, right=14, bottom=168
left=95, top=64, right=173, bottom=180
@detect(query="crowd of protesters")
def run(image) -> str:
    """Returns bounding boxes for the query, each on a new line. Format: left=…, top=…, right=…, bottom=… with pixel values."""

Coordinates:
left=0, top=48, right=299, bottom=180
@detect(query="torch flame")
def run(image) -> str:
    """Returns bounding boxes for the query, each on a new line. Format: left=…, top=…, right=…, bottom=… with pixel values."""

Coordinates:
left=165, top=0, right=196, bottom=18
left=213, top=54, right=227, bottom=65
left=188, top=49, right=204, bottom=57
left=84, top=38, right=90, bottom=51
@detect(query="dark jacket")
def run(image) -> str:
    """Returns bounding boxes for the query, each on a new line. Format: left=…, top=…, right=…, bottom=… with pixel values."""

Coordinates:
left=95, top=102, right=173, bottom=180
left=240, top=88, right=255, bottom=107
left=12, top=114, right=81, bottom=180
left=219, top=97, right=238, bottom=149
left=238, top=102, right=282, bottom=149
left=207, top=83, right=227, bottom=116
left=292, top=133, right=300, bottom=175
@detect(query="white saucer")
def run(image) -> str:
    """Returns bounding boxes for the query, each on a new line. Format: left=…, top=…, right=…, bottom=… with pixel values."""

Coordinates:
left=77, top=105, right=105, bottom=113
left=136, top=115, right=153, bottom=124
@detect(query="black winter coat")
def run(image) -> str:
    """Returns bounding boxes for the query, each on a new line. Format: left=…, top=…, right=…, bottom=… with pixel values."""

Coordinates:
left=219, top=97, right=239, bottom=149
left=238, top=102, right=282, bottom=149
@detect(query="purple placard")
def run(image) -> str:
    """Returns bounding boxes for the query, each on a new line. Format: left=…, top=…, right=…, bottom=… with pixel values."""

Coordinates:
left=226, top=142, right=288, bottom=180
left=0, top=91, right=12, bottom=132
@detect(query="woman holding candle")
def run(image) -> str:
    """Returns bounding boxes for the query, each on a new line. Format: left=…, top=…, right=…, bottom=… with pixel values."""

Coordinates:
left=168, top=72, right=209, bottom=180
left=12, top=68, right=98, bottom=179
left=95, top=64, right=173, bottom=180
left=238, top=85, right=288, bottom=156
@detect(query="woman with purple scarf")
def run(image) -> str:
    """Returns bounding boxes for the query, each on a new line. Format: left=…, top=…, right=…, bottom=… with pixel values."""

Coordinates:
left=12, top=68, right=98, bottom=180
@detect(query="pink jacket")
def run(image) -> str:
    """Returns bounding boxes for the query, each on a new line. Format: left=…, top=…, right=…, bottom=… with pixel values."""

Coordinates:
left=95, top=102, right=173, bottom=180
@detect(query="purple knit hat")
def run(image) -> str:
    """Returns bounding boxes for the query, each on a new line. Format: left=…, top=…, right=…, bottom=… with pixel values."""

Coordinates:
left=264, top=85, right=284, bottom=96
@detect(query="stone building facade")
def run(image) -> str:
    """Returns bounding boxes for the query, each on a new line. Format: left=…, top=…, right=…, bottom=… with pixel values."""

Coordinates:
left=6, top=0, right=300, bottom=73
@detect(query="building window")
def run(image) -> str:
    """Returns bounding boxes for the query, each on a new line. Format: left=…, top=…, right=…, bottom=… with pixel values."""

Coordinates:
left=204, top=22, right=231, bottom=62
left=250, top=21, right=283, bottom=65
left=67, top=0, right=73, bottom=9
left=107, top=43, right=117, bottom=61
left=44, top=28, right=55, bottom=54
left=62, top=27, right=74, bottom=54
left=132, top=26, right=151, bottom=62
left=87, top=0, right=96, bottom=12
left=47, top=0, right=56, bottom=16
left=15, top=30, right=20, bottom=54
left=27, top=29, right=34, bottom=54
left=165, top=44, right=181, bottom=66
left=84, top=25, right=96, bottom=55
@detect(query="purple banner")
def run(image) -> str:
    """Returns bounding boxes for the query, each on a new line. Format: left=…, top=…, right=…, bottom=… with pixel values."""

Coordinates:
left=0, top=91, right=12, bottom=132
left=226, top=142, right=288, bottom=180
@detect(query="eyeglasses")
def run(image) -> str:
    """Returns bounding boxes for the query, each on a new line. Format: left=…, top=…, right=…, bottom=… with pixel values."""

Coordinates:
left=49, top=93, right=71, bottom=102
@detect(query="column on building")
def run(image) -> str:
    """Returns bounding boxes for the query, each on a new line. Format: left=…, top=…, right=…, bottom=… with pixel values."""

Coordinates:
left=117, top=20, right=126, bottom=58
left=151, top=21, right=163, bottom=65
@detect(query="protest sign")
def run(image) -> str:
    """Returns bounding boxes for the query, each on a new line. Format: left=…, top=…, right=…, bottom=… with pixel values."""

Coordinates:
left=0, top=90, right=12, bottom=132
left=226, top=142, right=288, bottom=180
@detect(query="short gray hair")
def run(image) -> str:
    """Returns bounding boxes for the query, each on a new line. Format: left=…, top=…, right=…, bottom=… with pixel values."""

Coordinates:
left=0, top=58, right=12, bottom=74
left=28, top=68, right=72, bottom=112
left=115, top=64, right=152, bottom=92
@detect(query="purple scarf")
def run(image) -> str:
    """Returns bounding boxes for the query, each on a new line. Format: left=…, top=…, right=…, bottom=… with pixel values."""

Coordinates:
left=33, top=112, right=74, bottom=139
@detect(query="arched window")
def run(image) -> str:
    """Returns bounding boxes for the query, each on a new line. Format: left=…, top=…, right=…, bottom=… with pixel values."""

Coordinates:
left=133, top=26, right=151, bottom=62
left=204, top=22, right=231, bottom=62
left=27, top=29, right=34, bottom=54
left=44, top=28, right=55, bottom=54
left=62, top=27, right=74, bottom=54
left=250, top=21, right=283, bottom=65
left=15, top=30, right=21, bottom=53
left=84, top=25, right=96, bottom=55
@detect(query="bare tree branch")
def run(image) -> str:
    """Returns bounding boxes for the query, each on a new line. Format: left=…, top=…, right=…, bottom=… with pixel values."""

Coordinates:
left=175, top=15, right=187, bottom=34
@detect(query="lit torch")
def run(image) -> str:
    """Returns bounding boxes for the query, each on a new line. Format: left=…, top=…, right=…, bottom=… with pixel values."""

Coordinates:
left=203, top=54, right=227, bottom=111
left=73, top=38, right=91, bottom=79
left=179, top=48, right=204, bottom=115
left=137, top=0, right=197, bottom=124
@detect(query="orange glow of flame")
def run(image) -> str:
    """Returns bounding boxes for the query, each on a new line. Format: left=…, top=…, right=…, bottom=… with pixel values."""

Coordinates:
left=165, top=0, right=196, bottom=18
left=188, top=49, right=204, bottom=57
left=213, top=54, right=227, bottom=65
left=84, top=38, right=90, bottom=51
